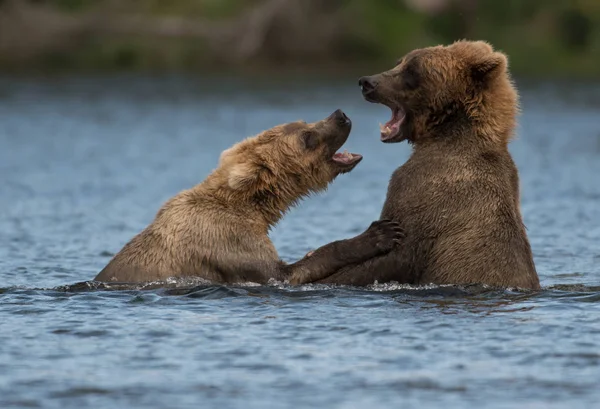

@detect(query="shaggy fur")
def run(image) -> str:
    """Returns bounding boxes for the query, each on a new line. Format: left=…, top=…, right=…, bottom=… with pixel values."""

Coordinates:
left=319, top=41, right=540, bottom=290
left=95, top=110, right=403, bottom=284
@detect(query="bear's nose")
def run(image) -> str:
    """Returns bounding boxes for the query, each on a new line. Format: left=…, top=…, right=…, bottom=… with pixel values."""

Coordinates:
left=358, top=76, right=377, bottom=94
left=332, top=109, right=351, bottom=126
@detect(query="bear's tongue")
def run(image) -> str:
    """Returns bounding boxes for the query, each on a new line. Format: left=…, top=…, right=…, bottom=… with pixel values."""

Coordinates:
left=332, top=150, right=362, bottom=165
left=379, top=107, right=405, bottom=141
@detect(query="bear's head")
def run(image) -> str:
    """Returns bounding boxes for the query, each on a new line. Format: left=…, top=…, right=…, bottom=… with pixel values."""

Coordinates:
left=216, top=109, right=361, bottom=223
left=358, top=40, right=518, bottom=146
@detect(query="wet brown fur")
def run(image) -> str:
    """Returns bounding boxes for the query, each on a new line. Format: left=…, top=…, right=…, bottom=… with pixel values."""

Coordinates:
left=95, top=114, right=402, bottom=284
left=319, top=40, right=540, bottom=290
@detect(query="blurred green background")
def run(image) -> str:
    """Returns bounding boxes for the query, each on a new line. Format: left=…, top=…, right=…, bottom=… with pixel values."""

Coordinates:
left=1, top=0, right=599, bottom=78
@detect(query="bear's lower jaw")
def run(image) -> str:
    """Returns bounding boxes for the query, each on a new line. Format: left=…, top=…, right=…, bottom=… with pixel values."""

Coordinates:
left=380, top=107, right=406, bottom=143
left=381, top=132, right=406, bottom=143
left=331, top=151, right=363, bottom=173
left=332, top=150, right=360, bottom=164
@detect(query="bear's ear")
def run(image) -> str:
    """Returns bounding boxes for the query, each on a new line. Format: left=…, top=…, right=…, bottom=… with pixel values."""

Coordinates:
left=218, top=147, right=235, bottom=165
left=228, top=163, right=260, bottom=190
left=471, top=52, right=507, bottom=82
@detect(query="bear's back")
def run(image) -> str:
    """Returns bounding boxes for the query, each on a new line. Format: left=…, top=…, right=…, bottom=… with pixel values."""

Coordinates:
left=94, top=191, right=279, bottom=283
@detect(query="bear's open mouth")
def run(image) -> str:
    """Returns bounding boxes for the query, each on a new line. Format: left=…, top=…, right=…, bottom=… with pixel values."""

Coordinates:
left=332, top=150, right=362, bottom=167
left=379, top=106, right=406, bottom=142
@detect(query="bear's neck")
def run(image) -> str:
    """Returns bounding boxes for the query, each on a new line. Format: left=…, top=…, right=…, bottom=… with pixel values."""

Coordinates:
left=248, top=188, right=304, bottom=229
left=253, top=177, right=318, bottom=229
left=198, top=175, right=306, bottom=231
left=413, top=109, right=516, bottom=150
left=414, top=126, right=513, bottom=150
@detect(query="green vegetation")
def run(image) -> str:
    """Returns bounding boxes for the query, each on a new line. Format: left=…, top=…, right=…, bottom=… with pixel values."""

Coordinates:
left=1, top=0, right=599, bottom=78
left=346, top=0, right=600, bottom=78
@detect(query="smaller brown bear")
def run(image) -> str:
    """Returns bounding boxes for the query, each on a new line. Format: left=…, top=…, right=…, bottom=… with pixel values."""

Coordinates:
left=319, top=41, right=540, bottom=289
left=95, top=110, right=404, bottom=284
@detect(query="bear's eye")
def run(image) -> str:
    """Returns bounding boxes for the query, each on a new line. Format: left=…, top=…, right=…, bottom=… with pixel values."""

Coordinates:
left=402, top=61, right=420, bottom=90
left=301, top=131, right=319, bottom=151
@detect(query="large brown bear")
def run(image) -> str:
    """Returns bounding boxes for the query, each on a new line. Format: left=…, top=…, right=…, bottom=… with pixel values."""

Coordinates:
left=95, top=110, right=403, bottom=284
left=319, top=41, right=540, bottom=290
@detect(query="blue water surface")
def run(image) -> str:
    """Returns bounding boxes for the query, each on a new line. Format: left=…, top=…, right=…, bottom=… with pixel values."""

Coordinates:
left=0, top=76, right=599, bottom=409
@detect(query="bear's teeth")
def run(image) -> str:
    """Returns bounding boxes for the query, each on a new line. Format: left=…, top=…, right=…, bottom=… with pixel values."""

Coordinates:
left=379, top=123, right=392, bottom=135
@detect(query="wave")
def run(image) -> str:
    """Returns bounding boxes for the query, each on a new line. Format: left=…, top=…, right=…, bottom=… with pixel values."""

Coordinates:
left=1, top=279, right=599, bottom=302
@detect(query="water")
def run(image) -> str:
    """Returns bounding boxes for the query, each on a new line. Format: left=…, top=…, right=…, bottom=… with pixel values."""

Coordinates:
left=1, top=76, right=599, bottom=409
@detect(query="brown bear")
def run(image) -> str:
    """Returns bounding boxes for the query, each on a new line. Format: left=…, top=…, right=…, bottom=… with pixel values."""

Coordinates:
left=94, top=110, right=404, bottom=284
left=319, top=41, right=540, bottom=290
